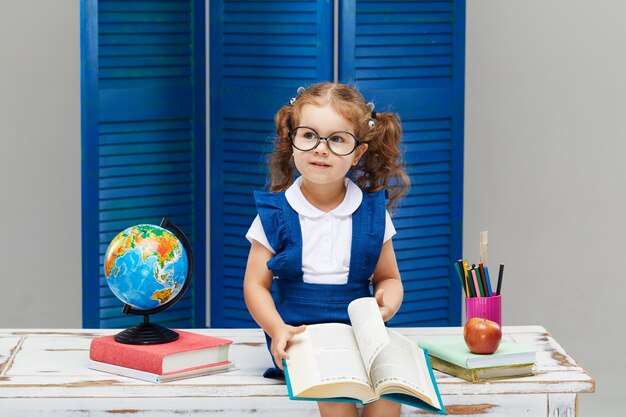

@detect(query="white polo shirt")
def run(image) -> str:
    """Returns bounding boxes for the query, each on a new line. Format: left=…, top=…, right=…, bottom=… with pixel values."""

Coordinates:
left=246, top=177, right=396, bottom=285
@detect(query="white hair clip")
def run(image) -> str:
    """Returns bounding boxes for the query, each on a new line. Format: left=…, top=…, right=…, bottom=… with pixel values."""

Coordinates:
left=367, top=102, right=377, bottom=127
left=290, top=87, right=306, bottom=105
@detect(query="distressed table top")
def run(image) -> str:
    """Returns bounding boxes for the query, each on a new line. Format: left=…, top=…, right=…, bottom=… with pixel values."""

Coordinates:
left=0, top=326, right=594, bottom=400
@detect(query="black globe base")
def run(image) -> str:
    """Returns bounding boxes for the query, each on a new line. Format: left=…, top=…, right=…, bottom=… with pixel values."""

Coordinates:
left=114, top=316, right=179, bottom=345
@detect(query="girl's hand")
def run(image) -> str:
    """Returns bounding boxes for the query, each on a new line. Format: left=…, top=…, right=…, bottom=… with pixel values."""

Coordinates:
left=269, top=324, right=306, bottom=370
left=375, top=289, right=394, bottom=322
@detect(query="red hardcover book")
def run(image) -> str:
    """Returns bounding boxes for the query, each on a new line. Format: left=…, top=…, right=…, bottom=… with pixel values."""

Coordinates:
left=88, top=359, right=234, bottom=383
left=89, top=330, right=232, bottom=375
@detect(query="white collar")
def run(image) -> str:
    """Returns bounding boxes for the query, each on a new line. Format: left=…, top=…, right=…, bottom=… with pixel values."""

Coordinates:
left=285, top=177, right=363, bottom=218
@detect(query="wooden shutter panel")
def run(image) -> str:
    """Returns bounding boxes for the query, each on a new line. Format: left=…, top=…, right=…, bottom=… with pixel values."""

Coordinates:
left=81, top=0, right=206, bottom=328
left=210, top=0, right=333, bottom=327
left=339, top=0, right=465, bottom=326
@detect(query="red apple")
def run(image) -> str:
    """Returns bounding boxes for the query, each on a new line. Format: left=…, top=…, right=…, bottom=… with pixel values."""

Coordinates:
left=464, top=317, right=502, bottom=354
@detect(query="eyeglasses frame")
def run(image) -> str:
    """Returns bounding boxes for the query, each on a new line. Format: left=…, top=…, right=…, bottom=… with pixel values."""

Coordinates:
left=288, top=126, right=362, bottom=156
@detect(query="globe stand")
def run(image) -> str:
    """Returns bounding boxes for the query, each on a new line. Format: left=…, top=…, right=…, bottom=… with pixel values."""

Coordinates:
left=110, top=218, right=195, bottom=345
left=114, top=314, right=179, bottom=345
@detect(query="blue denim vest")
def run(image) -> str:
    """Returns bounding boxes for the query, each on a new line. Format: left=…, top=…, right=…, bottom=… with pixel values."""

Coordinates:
left=253, top=188, right=385, bottom=377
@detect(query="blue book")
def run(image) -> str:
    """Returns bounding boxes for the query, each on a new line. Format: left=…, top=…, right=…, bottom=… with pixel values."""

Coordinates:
left=282, top=298, right=446, bottom=414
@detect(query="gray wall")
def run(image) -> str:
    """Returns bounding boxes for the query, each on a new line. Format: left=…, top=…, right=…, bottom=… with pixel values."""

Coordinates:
left=0, top=0, right=620, bottom=413
left=0, top=1, right=81, bottom=327
left=465, top=1, right=624, bottom=414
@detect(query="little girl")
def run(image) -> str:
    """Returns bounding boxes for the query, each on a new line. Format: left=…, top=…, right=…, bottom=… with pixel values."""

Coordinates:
left=243, top=82, right=409, bottom=417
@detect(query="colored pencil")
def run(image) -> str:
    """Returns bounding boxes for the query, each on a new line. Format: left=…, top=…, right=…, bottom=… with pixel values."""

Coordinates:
left=472, top=264, right=484, bottom=297
left=478, top=263, right=490, bottom=297
left=496, top=263, right=504, bottom=295
left=471, top=267, right=482, bottom=297
left=467, top=269, right=476, bottom=297
left=454, top=262, right=467, bottom=297
left=457, top=259, right=470, bottom=297
left=484, top=266, right=493, bottom=296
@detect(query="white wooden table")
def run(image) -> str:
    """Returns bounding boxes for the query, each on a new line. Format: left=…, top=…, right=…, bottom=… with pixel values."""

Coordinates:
left=0, top=326, right=594, bottom=416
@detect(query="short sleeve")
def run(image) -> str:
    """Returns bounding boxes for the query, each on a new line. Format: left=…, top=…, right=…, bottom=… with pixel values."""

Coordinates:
left=245, top=215, right=276, bottom=254
left=383, top=210, right=396, bottom=243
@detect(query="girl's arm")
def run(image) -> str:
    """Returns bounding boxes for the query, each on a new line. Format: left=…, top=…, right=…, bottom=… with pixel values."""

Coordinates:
left=372, top=239, right=404, bottom=322
left=243, top=240, right=305, bottom=369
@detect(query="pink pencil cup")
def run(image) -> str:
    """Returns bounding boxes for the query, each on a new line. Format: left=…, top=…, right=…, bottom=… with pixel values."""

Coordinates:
left=465, top=295, right=502, bottom=327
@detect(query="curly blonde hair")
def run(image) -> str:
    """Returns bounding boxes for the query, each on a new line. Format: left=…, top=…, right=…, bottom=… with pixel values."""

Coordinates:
left=268, top=82, right=409, bottom=211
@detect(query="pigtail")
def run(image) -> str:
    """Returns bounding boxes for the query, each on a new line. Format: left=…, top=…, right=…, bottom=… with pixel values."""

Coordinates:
left=268, top=105, right=296, bottom=192
left=352, top=111, right=410, bottom=212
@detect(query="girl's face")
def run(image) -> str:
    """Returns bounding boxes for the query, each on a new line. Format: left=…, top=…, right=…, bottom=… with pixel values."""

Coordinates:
left=292, top=103, right=368, bottom=188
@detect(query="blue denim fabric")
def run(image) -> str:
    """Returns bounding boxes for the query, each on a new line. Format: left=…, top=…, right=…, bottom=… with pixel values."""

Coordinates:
left=253, top=189, right=385, bottom=378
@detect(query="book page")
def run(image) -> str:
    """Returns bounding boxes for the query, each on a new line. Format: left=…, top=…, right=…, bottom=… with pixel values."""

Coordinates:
left=307, top=323, right=372, bottom=387
left=284, top=328, right=320, bottom=396
left=286, top=323, right=373, bottom=396
left=347, top=297, right=390, bottom=374
left=369, top=330, right=438, bottom=407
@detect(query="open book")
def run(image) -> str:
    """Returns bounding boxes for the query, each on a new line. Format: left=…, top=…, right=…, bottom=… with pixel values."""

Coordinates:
left=283, top=297, right=445, bottom=414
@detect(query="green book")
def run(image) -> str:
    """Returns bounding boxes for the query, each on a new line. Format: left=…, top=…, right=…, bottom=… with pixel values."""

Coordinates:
left=427, top=356, right=535, bottom=382
left=418, top=336, right=536, bottom=369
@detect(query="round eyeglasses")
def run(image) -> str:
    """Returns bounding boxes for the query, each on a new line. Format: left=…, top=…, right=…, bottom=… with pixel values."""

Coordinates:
left=289, top=127, right=361, bottom=156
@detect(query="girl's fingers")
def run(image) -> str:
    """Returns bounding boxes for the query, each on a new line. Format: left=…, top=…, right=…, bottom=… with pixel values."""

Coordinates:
left=375, top=289, right=385, bottom=306
left=271, top=350, right=282, bottom=369
left=290, top=324, right=306, bottom=335
left=379, top=306, right=390, bottom=322
left=273, top=343, right=287, bottom=369
left=273, top=325, right=307, bottom=369
left=276, top=339, right=287, bottom=357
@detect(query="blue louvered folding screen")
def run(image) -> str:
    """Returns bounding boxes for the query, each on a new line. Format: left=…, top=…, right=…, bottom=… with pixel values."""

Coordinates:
left=209, top=0, right=333, bottom=327
left=339, top=0, right=464, bottom=325
left=81, top=0, right=206, bottom=328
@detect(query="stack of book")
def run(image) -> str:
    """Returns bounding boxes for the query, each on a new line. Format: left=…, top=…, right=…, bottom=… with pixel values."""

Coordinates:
left=418, top=337, right=536, bottom=383
left=89, top=330, right=233, bottom=383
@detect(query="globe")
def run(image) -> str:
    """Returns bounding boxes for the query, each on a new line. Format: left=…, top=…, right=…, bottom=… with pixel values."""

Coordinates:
left=104, top=224, right=189, bottom=311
